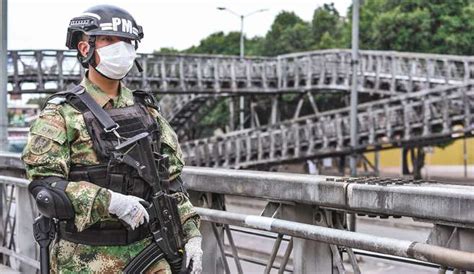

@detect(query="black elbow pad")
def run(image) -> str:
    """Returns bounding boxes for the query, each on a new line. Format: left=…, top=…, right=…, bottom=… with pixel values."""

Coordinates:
left=28, top=177, right=75, bottom=220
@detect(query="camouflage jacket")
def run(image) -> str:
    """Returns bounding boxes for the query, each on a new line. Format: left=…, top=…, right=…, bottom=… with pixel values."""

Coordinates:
left=22, top=77, right=200, bottom=272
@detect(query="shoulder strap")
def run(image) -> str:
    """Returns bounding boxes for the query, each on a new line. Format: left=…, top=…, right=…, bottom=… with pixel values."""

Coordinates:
left=41, top=88, right=74, bottom=110
left=43, top=85, right=120, bottom=134
left=67, top=86, right=120, bottom=133
left=42, top=85, right=85, bottom=110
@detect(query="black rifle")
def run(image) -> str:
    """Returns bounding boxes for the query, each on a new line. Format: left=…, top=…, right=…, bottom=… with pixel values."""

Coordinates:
left=117, top=132, right=188, bottom=274
left=33, top=215, right=56, bottom=274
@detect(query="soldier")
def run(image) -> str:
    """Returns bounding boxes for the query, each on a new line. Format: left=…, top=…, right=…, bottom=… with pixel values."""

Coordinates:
left=22, top=4, right=203, bottom=273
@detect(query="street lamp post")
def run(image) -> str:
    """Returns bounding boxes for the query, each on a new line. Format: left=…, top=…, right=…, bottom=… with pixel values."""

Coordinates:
left=239, top=15, right=244, bottom=59
left=217, top=7, right=267, bottom=59
left=349, top=0, right=361, bottom=232
left=0, top=0, right=8, bottom=151
left=217, top=7, right=267, bottom=130
left=350, top=0, right=360, bottom=176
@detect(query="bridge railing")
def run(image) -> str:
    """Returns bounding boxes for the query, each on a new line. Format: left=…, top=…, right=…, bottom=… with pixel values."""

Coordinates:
left=0, top=153, right=473, bottom=273
left=0, top=153, right=38, bottom=273
left=7, top=50, right=279, bottom=94
left=278, top=49, right=474, bottom=94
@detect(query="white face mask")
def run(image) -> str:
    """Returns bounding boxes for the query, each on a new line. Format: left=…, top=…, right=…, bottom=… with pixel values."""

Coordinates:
left=95, top=41, right=137, bottom=80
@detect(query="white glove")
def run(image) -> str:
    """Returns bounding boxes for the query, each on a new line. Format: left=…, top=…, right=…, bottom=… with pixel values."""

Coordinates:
left=108, top=190, right=149, bottom=230
left=185, top=237, right=203, bottom=274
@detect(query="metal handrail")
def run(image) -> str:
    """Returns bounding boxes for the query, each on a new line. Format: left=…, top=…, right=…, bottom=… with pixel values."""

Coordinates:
left=197, top=208, right=474, bottom=271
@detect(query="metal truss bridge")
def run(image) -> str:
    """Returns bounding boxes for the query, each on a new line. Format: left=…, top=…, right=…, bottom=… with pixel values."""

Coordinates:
left=7, top=49, right=474, bottom=131
left=181, top=84, right=474, bottom=168
left=8, top=49, right=473, bottom=94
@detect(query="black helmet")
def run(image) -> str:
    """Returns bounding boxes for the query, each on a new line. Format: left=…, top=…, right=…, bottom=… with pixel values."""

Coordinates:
left=66, top=5, right=144, bottom=68
left=66, top=5, right=143, bottom=49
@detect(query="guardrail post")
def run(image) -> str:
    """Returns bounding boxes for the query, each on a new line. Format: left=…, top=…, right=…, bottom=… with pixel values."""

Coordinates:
left=189, top=191, right=225, bottom=274
left=281, top=204, right=334, bottom=274
left=16, top=185, right=36, bottom=273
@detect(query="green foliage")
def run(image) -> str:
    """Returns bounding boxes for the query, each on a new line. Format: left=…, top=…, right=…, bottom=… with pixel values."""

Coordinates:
left=311, top=3, right=347, bottom=49
left=374, top=6, right=432, bottom=52
left=276, top=22, right=313, bottom=54
left=436, top=3, right=474, bottom=55
left=259, top=6, right=349, bottom=55
left=182, top=31, right=261, bottom=56
left=358, top=0, right=474, bottom=55
left=155, top=1, right=474, bottom=56
left=245, top=36, right=266, bottom=56
left=312, top=4, right=340, bottom=40
left=155, top=47, right=180, bottom=54
left=262, top=11, right=313, bottom=56
left=26, top=96, right=48, bottom=108
left=186, top=31, right=241, bottom=55
left=195, top=100, right=229, bottom=137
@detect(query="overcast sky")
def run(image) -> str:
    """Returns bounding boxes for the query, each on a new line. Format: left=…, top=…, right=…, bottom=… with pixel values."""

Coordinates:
left=7, top=0, right=352, bottom=53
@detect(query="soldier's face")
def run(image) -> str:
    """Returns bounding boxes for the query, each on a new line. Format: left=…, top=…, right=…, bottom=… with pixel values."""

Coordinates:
left=77, top=35, right=133, bottom=65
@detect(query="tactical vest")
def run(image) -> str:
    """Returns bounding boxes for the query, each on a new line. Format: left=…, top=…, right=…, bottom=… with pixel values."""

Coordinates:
left=54, top=86, right=162, bottom=245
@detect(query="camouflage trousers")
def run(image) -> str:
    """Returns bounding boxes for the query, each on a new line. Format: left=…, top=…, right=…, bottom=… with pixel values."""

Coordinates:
left=50, top=237, right=171, bottom=274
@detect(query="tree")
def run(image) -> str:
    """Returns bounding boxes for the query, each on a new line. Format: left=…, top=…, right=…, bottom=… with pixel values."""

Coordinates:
left=436, top=3, right=474, bottom=55
left=195, top=100, right=229, bottom=137
left=277, top=22, right=313, bottom=54
left=155, top=47, right=180, bottom=54
left=357, top=0, right=474, bottom=55
left=184, top=31, right=264, bottom=56
left=311, top=3, right=346, bottom=49
left=372, top=6, right=432, bottom=52
left=186, top=31, right=240, bottom=55
left=262, top=11, right=313, bottom=56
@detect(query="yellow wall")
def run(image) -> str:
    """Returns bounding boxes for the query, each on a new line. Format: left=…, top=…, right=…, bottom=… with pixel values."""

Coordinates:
left=365, top=138, right=474, bottom=167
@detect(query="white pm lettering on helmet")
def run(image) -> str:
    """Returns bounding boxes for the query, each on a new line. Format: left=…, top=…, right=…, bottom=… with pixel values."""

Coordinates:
left=121, top=18, right=133, bottom=34
left=111, top=17, right=134, bottom=34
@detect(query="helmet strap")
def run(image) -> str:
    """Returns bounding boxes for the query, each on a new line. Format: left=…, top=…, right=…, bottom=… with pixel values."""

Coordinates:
left=134, top=59, right=143, bottom=73
left=78, top=36, right=96, bottom=69
left=132, top=40, right=143, bottom=72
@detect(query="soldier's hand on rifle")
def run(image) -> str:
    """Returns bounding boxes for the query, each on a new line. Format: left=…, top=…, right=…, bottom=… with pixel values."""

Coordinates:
left=108, top=190, right=149, bottom=230
left=185, top=236, right=203, bottom=274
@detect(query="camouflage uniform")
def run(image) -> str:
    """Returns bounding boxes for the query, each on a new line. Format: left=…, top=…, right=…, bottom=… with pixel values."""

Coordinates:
left=22, top=77, right=200, bottom=273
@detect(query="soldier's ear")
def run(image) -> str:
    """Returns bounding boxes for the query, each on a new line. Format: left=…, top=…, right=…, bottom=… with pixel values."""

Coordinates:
left=77, top=40, right=90, bottom=58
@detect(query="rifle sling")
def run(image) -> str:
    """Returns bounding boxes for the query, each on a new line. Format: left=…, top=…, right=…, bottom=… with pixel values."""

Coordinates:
left=67, top=85, right=120, bottom=132
left=123, top=242, right=166, bottom=273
